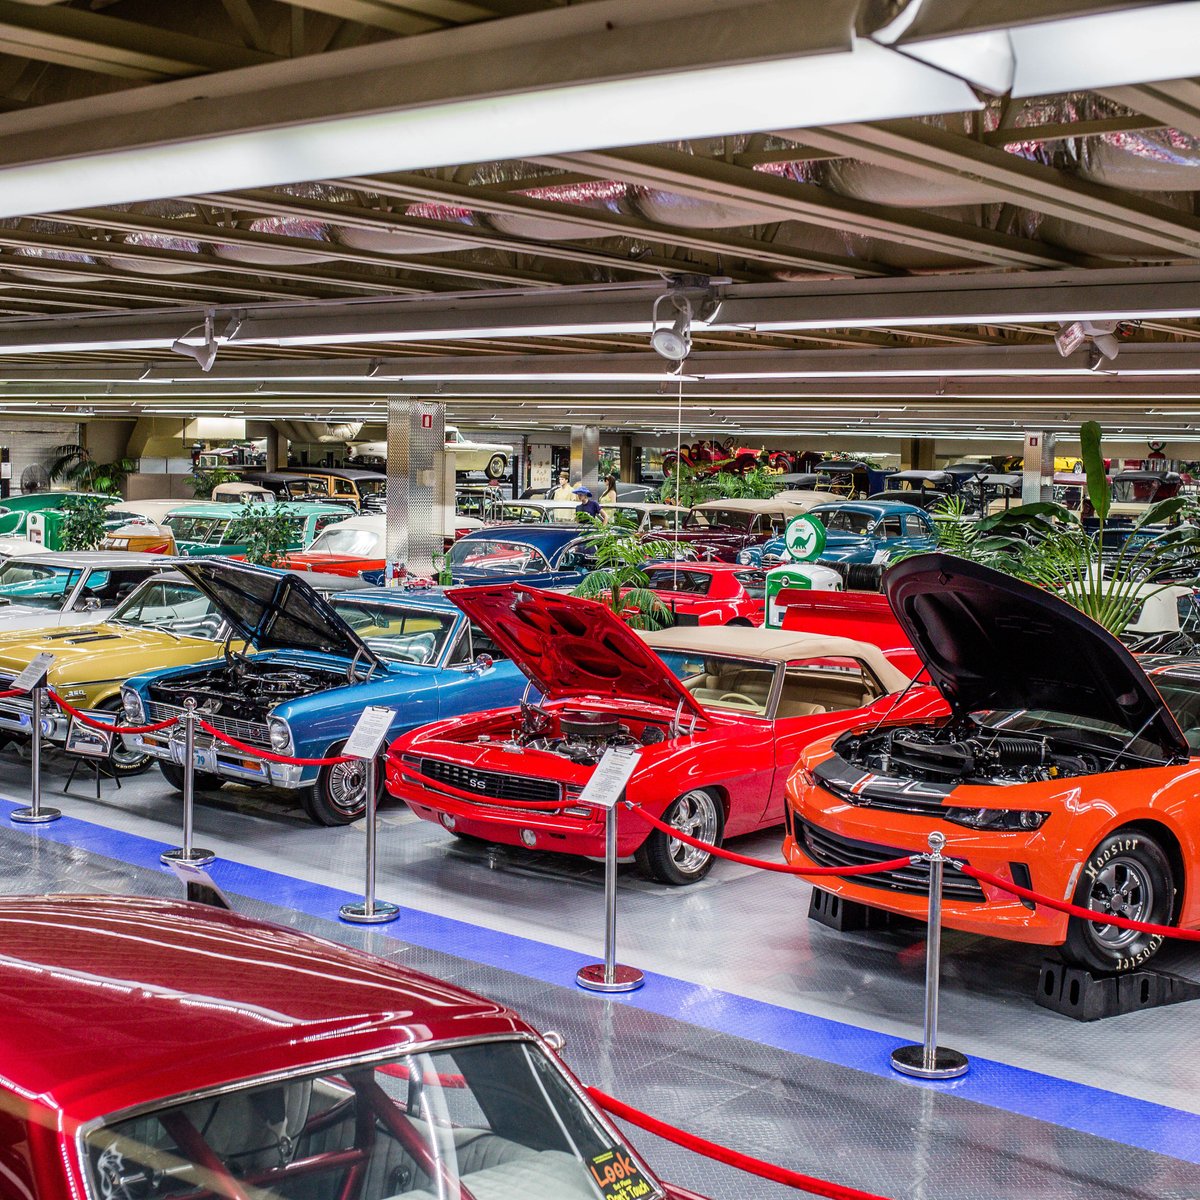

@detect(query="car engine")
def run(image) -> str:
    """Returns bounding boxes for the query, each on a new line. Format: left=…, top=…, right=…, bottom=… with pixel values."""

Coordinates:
left=835, top=721, right=1103, bottom=785
left=148, top=660, right=350, bottom=725
left=515, top=706, right=664, bottom=766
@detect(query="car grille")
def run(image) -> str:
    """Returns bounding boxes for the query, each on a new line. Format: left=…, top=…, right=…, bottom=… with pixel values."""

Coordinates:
left=799, top=820, right=985, bottom=903
left=419, top=758, right=562, bottom=806
left=145, top=702, right=269, bottom=748
left=816, top=764, right=952, bottom=816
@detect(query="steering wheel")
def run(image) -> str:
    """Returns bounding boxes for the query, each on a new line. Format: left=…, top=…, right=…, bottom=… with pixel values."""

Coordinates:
left=717, top=692, right=760, bottom=709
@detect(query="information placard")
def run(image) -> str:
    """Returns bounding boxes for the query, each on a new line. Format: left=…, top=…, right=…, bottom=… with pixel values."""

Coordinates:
left=12, top=652, right=54, bottom=694
left=65, top=712, right=115, bottom=758
left=577, top=746, right=640, bottom=810
left=342, top=706, right=395, bottom=759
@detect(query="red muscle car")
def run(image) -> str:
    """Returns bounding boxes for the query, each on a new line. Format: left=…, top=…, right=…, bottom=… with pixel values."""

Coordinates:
left=5, top=892, right=698, bottom=1199
left=626, top=562, right=767, bottom=627
left=386, top=585, right=941, bottom=884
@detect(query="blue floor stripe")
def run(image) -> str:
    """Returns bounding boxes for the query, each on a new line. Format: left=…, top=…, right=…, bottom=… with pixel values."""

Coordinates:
left=8, top=797, right=1200, bottom=1166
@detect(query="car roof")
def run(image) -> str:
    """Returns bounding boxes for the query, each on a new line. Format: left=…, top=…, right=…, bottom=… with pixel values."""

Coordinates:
left=168, top=501, right=339, bottom=516
left=333, top=586, right=459, bottom=611
left=288, top=466, right=384, bottom=481
left=0, top=895, right=526, bottom=1121
left=2, top=551, right=180, bottom=567
left=311, top=513, right=382, bottom=531
left=811, top=500, right=927, bottom=518
left=638, top=625, right=909, bottom=690
left=458, top=523, right=583, bottom=546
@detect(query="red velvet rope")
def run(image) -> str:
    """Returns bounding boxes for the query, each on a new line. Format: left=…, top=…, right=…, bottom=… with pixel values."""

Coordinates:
left=194, top=717, right=354, bottom=766
left=587, top=1088, right=895, bottom=1200
left=0, top=689, right=21, bottom=700
left=628, top=806, right=916, bottom=878
left=396, top=768, right=575, bottom=812
left=47, top=691, right=179, bottom=735
left=961, top=864, right=1200, bottom=941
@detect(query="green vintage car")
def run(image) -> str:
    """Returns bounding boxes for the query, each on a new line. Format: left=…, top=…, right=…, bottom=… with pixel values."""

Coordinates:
left=163, top=501, right=354, bottom=557
left=0, top=492, right=119, bottom=550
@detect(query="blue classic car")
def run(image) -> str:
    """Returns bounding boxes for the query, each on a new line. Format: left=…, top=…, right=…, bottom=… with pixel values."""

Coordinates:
left=444, top=523, right=597, bottom=587
left=121, top=560, right=527, bottom=825
left=737, top=501, right=936, bottom=582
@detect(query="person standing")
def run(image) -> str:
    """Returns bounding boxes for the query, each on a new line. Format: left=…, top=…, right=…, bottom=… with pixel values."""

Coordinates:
left=599, top=474, right=619, bottom=505
left=574, top=485, right=602, bottom=519
left=551, top=470, right=575, bottom=520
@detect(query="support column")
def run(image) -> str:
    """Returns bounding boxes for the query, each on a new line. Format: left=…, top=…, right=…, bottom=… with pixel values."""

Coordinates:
left=901, top=437, right=935, bottom=471
left=619, top=434, right=637, bottom=483
left=265, top=426, right=284, bottom=472
left=570, top=424, right=600, bottom=489
left=1021, top=431, right=1056, bottom=504
left=385, top=397, right=446, bottom=583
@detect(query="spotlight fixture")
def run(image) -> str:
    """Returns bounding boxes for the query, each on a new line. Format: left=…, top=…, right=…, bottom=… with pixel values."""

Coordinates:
left=1057, top=319, right=1122, bottom=366
left=651, top=293, right=693, bottom=363
left=170, top=312, right=217, bottom=373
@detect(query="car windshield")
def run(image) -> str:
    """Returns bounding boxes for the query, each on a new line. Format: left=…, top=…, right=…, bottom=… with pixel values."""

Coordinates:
left=165, top=515, right=230, bottom=544
left=355, top=477, right=386, bottom=497
left=110, top=580, right=223, bottom=638
left=816, top=509, right=874, bottom=535
left=332, top=600, right=456, bottom=664
left=0, top=561, right=81, bottom=610
left=657, top=650, right=777, bottom=715
left=733, top=570, right=766, bottom=600
left=308, top=526, right=382, bottom=557
left=449, top=539, right=552, bottom=574
left=83, top=1039, right=655, bottom=1200
left=685, top=508, right=753, bottom=530
left=644, top=567, right=713, bottom=595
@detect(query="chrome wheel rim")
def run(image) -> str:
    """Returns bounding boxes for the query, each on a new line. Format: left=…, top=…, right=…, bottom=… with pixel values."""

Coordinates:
left=1087, top=857, right=1154, bottom=949
left=667, top=790, right=719, bottom=875
left=327, top=759, right=368, bottom=817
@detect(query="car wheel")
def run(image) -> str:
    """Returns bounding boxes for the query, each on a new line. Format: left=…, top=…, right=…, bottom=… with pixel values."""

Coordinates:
left=97, top=697, right=153, bottom=777
left=725, top=617, right=753, bottom=627
left=299, top=746, right=382, bottom=826
left=485, top=453, right=507, bottom=480
left=635, top=788, right=724, bottom=885
left=157, top=759, right=222, bottom=793
left=1062, top=829, right=1174, bottom=973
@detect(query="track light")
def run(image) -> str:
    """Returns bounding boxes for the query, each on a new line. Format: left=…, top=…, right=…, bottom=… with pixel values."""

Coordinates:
left=1092, top=332, right=1120, bottom=361
left=171, top=313, right=217, bottom=373
left=651, top=293, right=692, bottom=363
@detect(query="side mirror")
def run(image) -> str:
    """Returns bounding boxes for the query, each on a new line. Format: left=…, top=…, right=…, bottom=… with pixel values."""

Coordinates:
left=470, top=653, right=494, bottom=674
left=541, top=1030, right=565, bottom=1053
left=81, top=596, right=102, bottom=612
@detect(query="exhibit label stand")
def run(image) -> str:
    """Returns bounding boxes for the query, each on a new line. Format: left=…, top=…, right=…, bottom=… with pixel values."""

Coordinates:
left=11, top=654, right=59, bottom=825
left=161, top=699, right=215, bottom=867
left=340, top=706, right=400, bottom=925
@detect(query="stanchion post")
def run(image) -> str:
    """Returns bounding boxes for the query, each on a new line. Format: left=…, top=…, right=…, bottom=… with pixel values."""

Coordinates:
left=340, top=754, right=400, bottom=925
left=161, top=699, right=215, bottom=868
left=12, top=683, right=60, bottom=824
left=891, top=831, right=968, bottom=1079
left=577, top=795, right=644, bottom=993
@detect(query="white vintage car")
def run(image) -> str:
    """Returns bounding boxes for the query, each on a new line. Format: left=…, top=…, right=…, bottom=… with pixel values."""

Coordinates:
left=350, top=427, right=512, bottom=478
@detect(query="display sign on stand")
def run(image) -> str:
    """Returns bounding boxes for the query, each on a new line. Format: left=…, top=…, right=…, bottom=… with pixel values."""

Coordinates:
left=340, top=706, right=399, bottom=926
left=578, top=746, right=640, bottom=809
left=65, top=711, right=115, bottom=758
left=12, top=652, right=53, bottom=694
left=343, top=706, right=394, bottom=760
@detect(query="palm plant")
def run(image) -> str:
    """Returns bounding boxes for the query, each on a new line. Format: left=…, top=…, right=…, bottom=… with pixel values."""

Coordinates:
left=48, top=443, right=135, bottom=496
left=571, top=516, right=676, bottom=630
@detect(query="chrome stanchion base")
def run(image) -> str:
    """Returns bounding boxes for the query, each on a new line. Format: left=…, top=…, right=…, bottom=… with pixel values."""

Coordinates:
left=340, top=900, right=400, bottom=925
left=11, top=806, right=61, bottom=824
left=576, top=963, right=644, bottom=993
left=161, top=847, right=216, bottom=868
left=890, top=1044, right=969, bottom=1080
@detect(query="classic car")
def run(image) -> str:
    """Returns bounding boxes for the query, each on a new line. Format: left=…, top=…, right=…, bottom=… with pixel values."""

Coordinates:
left=242, top=469, right=334, bottom=502
left=351, top=425, right=512, bottom=478
left=784, top=552, right=1200, bottom=973
left=1109, top=468, right=1183, bottom=520
left=653, top=494, right=843, bottom=562
left=278, top=512, right=389, bottom=577
left=867, top=469, right=955, bottom=510
left=0, top=571, right=227, bottom=773
left=737, top=501, right=936, bottom=584
left=280, top=466, right=387, bottom=512
left=441, top=524, right=598, bottom=588
left=0, top=490, right=119, bottom=551
left=164, top=500, right=351, bottom=557
left=0, top=552, right=179, bottom=633
left=631, top=562, right=766, bottom=627
left=3, top=893, right=694, bottom=1200
left=386, top=585, right=938, bottom=884
left=815, top=459, right=894, bottom=498
left=210, top=480, right=277, bottom=504
left=123, top=560, right=527, bottom=825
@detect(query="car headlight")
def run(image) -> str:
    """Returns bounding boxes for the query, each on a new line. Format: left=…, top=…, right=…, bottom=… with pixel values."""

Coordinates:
left=268, top=718, right=292, bottom=754
left=736, top=551, right=751, bottom=564
left=942, top=807, right=1049, bottom=831
left=121, top=688, right=144, bottom=724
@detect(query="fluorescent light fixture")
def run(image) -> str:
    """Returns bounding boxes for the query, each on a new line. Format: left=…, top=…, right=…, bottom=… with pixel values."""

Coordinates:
left=0, top=41, right=977, bottom=221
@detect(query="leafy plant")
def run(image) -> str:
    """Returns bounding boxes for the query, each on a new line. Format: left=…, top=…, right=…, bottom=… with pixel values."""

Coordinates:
left=58, top=495, right=111, bottom=551
left=226, top=503, right=298, bottom=567
left=48, top=443, right=135, bottom=496
left=187, top=465, right=241, bottom=498
left=657, top=462, right=778, bottom=506
left=572, top=516, right=675, bottom=630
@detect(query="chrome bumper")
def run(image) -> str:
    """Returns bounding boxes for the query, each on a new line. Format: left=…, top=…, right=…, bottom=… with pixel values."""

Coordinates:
left=129, top=729, right=307, bottom=789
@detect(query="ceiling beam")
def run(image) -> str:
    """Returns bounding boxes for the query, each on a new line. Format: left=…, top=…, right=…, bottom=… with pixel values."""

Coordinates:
left=1098, top=80, right=1200, bottom=140
left=533, top=146, right=1084, bottom=269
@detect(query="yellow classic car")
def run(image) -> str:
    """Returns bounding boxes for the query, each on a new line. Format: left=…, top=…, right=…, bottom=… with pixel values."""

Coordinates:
left=0, top=573, right=226, bottom=773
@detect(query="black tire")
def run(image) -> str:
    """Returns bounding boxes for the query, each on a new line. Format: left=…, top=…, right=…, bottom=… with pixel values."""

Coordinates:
left=298, top=745, right=383, bottom=826
left=725, top=617, right=753, bottom=627
left=1062, top=829, right=1175, bottom=973
left=98, top=697, right=153, bottom=777
left=485, top=453, right=507, bottom=480
left=157, top=759, right=222, bottom=793
left=635, top=789, right=724, bottom=886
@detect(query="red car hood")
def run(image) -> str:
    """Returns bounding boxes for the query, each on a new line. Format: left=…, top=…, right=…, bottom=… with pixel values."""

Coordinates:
left=449, top=584, right=706, bottom=718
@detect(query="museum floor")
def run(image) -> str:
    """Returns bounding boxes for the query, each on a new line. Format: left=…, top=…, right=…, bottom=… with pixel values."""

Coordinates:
left=4, top=745, right=1200, bottom=1199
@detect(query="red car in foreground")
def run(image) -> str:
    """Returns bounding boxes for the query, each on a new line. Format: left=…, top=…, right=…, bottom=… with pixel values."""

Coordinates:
left=7, top=893, right=696, bottom=1199
left=628, top=562, right=766, bottom=627
left=387, top=584, right=940, bottom=884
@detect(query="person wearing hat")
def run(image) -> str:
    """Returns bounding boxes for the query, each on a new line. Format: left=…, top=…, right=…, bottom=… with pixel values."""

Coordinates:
left=551, top=469, right=575, bottom=520
left=574, top=484, right=602, bottom=518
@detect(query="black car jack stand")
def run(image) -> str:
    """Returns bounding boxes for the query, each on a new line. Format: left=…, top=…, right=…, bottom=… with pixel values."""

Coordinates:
left=1036, top=958, right=1200, bottom=1021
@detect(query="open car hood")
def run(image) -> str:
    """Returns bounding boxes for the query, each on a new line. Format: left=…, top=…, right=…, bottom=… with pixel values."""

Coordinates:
left=449, top=584, right=706, bottom=717
left=172, top=559, right=382, bottom=666
left=886, top=554, right=1188, bottom=761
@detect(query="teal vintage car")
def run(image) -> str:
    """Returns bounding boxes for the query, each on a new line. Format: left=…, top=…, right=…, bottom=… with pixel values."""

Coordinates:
left=0, top=491, right=119, bottom=550
left=163, top=501, right=353, bottom=557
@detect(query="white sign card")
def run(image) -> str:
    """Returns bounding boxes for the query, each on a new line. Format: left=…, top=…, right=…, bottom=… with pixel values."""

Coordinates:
left=577, top=746, right=641, bottom=810
left=12, top=652, right=54, bottom=694
left=343, top=706, right=396, bottom=759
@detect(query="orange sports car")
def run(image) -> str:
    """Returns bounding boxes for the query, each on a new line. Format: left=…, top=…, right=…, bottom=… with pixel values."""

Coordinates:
left=785, top=553, right=1200, bottom=974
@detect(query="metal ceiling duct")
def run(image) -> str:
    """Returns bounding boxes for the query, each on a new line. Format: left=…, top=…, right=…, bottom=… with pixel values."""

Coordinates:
left=276, top=420, right=363, bottom=444
left=215, top=216, right=333, bottom=265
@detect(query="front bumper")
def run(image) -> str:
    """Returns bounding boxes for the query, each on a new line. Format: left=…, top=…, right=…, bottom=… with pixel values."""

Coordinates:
left=130, top=725, right=308, bottom=789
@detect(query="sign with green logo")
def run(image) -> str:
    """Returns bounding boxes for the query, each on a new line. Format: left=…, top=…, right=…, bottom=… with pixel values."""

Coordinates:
left=784, top=514, right=826, bottom=562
